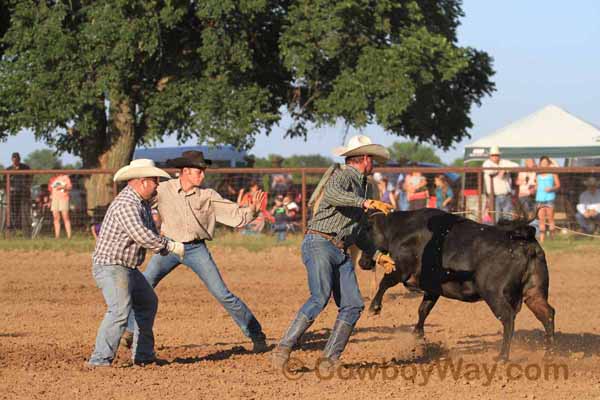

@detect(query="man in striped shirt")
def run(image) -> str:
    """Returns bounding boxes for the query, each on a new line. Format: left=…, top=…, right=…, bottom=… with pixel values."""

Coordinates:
left=272, top=135, right=397, bottom=371
left=88, top=159, right=185, bottom=367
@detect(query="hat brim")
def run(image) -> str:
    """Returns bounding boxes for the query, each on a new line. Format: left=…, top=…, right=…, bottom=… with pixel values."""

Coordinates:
left=332, top=144, right=390, bottom=164
left=166, top=157, right=212, bottom=169
left=113, top=166, right=171, bottom=182
left=584, top=179, right=598, bottom=186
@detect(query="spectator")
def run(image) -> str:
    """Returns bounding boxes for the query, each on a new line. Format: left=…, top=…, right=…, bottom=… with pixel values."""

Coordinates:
left=238, top=181, right=267, bottom=233
left=283, top=194, right=300, bottom=232
left=575, top=177, right=600, bottom=234
left=376, top=177, right=397, bottom=209
left=403, top=171, right=428, bottom=210
left=434, top=175, right=454, bottom=212
left=516, top=159, right=537, bottom=217
left=483, top=145, right=518, bottom=222
left=6, top=152, right=32, bottom=234
left=394, top=173, right=408, bottom=211
left=91, top=221, right=102, bottom=241
left=48, top=173, right=72, bottom=239
left=270, top=156, right=292, bottom=196
left=270, top=195, right=288, bottom=241
left=535, top=156, right=560, bottom=243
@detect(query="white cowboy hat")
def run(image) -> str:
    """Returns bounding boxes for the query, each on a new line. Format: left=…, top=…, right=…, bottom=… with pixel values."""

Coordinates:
left=584, top=176, right=598, bottom=186
left=113, top=159, right=171, bottom=182
left=489, top=145, right=501, bottom=156
left=332, top=135, right=390, bottom=164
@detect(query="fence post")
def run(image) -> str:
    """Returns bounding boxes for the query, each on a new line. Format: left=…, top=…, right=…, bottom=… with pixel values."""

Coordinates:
left=5, top=173, right=10, bottom=238
left=477, top=170, right=482, bottom=223
left=301, top=169, right=307, bottom=233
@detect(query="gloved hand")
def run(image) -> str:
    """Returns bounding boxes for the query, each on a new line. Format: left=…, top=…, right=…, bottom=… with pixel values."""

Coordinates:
left=375, top=252, right=396, bottom=274
left=363, top=199, right=394, bottom=215
left=167, top=240, right=185, bottom=259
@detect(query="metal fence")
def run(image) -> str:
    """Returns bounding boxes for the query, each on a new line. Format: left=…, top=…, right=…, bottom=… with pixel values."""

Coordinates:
left=2, top=166, right=600, bottom=239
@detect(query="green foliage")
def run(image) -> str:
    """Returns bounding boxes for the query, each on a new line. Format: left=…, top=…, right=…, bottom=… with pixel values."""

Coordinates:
left=24, top=148, right=62, bottom=185
left=253, top=153, right=332, bottom=168
left=24, top=149, right=62, bottom=170
left=452, top=158, right=484, bottom=167
left=388, top=141, right=443, bottom=164
left=0, top=0, right=494, bottom=168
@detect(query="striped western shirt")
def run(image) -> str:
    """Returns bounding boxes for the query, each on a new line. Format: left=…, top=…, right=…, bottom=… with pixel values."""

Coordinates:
left=92, top=185, right=169, bottom=269
left=307, top=165, right=377, bottom=256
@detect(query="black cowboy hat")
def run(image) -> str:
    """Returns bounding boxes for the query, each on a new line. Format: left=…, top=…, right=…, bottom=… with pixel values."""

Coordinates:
left=166, top=150, right=212, bottom=169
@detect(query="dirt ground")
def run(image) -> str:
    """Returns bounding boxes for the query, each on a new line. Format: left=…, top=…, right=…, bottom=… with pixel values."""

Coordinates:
left=1, top=244, right=600, bottom=400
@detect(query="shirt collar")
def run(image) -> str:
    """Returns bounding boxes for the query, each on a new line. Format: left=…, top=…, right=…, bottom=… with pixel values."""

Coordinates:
left=125, top=184, right=144, bottom=202
left=346, top=164, right=365, bottom=180
left=174, top=178, right=198, bottom=195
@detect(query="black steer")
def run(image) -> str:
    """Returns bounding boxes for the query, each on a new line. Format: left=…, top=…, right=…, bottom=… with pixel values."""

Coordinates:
left=359, top=208, right=555, bottom=360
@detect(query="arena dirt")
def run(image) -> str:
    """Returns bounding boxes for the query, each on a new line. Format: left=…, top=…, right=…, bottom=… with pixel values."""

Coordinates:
left=1, top=245, right=599, bottom=399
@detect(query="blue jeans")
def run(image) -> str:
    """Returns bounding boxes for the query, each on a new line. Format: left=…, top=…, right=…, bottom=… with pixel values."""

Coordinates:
left=576, top=213, right=600, bottom=233
left=495, top=194, right=513, bottom=222
left=296, top=234, right=364, bottom=326
left=127, top=241, right=263, bottom=338
left=89, top=264, right=158, bottom=366
left=273, top=223, right=287, bottom=241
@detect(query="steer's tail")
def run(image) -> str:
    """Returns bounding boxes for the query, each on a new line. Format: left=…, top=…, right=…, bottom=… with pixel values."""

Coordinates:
left=522, top=244, right=555, bottom=347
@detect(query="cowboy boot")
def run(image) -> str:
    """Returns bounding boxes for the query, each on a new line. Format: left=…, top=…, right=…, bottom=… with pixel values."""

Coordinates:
left=317, top=319, right=354, bottom=374
left=271, top=313, right=313, bottom=370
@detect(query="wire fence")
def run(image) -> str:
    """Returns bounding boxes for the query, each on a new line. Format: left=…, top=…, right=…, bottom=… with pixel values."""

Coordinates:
left=2, top=166, right=600, bottom=240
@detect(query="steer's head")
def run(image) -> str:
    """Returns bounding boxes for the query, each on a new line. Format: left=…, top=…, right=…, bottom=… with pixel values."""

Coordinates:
left=358, top=210, right=389, bottom=270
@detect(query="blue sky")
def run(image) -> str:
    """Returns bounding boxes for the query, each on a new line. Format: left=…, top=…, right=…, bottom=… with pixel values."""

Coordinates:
left=3, top=0, right=600, bottom=166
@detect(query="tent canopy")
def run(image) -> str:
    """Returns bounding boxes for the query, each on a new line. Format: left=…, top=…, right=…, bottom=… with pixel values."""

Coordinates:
left=464, top=105, right=600, bottom=161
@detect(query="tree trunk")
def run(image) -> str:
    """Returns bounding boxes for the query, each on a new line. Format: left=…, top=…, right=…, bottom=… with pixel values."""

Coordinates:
left=84, top=98, right=137, bottom=220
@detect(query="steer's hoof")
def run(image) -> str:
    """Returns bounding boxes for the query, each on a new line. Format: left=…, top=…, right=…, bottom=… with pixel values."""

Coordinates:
left=494, top=354, right=509, bottom=363
left=368, top=305, right=381, bottom=316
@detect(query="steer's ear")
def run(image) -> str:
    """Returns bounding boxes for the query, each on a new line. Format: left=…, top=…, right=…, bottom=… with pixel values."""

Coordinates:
left=366, top=209, right=383, bottom=219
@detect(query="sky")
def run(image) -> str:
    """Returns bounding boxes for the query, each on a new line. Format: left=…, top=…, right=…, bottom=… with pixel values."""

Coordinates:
left=2, top=0, right=600, bottom=167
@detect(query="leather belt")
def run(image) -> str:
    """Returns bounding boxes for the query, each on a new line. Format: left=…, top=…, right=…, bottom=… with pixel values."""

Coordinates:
left=305, top=229, right=347, bottom=251
left=183, top=239, right=205, bottom=245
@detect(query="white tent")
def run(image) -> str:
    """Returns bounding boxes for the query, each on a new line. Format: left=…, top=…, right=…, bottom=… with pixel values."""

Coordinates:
left=464, top=104, right=600, bottom=161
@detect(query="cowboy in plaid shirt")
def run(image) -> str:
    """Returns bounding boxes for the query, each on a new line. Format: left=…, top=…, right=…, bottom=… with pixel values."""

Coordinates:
left=87, top=159, right=184, bottom=368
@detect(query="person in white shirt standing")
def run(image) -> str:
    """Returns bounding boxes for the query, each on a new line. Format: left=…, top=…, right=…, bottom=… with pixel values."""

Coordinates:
left=576, top=177, right=600, bottom=233
left=482, top=145, right=518, bottom=222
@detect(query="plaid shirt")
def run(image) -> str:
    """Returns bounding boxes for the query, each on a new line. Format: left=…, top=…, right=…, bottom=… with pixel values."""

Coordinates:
left=93, top=185, right=168, bottom=269
left=307, top=165, right=377, bottom=256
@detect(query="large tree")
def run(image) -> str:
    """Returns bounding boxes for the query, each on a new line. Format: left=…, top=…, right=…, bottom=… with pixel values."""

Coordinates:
left=388, top=141, right=444, bottom=164
left=0, top=0, right=494, bottom=212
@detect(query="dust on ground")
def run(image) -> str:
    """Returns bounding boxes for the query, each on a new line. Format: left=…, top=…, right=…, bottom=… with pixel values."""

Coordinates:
left=1, top=246, right=599, bottom=399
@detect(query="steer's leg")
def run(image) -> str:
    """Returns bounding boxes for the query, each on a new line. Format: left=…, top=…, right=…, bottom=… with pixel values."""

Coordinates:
left=524, top=288, right=555, bottom=350
left=482, top=294, right=516, bottom=361
left=368, top=272, right=402, bottom=315
left=414, top=292, right=439, bottom=337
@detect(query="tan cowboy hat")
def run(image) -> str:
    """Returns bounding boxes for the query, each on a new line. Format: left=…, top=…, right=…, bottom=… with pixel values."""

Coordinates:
left=332, top=135, right=390, bottom=164
left=113, top=159, right=171, bottom=182
left=489, top=145, right=501, bottom=156
left=584, top=176, right=598, bottom=186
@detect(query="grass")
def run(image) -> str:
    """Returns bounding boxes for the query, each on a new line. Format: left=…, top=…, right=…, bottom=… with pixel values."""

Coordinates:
left=0, top=229, right=304, bottom=253
left=0, top=228, right=598, bottom=254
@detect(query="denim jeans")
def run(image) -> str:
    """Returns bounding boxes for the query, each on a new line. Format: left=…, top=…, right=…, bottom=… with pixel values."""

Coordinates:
left=273, top=223, right=287, bottom=241
left=127, top=241, right=263, bottom=338
left=296, top=234, right=364, bottom=326
left=575, top=213, right=600, bottom=233
left=89, top=264, right=158, bottom=366
left=495, top=194, right=513, bottom=222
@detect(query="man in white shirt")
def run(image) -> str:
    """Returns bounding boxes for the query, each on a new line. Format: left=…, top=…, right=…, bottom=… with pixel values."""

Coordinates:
left=482, top=145, right=518, bottom=222
left=576, top=177, right=600, bottom=233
